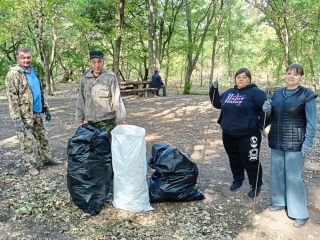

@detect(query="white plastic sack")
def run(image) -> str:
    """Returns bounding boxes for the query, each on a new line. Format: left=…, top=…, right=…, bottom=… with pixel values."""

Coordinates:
left=111, top=125, right=153, bottom=212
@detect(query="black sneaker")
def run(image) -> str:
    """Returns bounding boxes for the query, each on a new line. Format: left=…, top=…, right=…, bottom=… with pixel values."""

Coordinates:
left=293, top=218, right=308, bottom=228
left=269, top=206, right=286, bottom=212
left=229, top=181, right=243, bottom=191
left=247, top=187, right=261, bottom=198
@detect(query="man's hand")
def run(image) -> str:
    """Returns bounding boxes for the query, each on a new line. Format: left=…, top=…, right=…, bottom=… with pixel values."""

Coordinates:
left=301, top=143, right=312, bottom=157
left=14, top=120, right=25, bottom=132
left=78, top=122, right=84, bottom=127
left=262, top=100, right=272, bottom=114
left=45, top=110, right=51, bottom=122
left=212, top=80, right=218, bottom=89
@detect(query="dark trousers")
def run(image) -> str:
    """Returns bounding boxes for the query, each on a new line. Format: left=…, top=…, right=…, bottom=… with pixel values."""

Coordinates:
left=222, top=130, right=263, bottom=188
left=155, top=85, right=166, bottom=96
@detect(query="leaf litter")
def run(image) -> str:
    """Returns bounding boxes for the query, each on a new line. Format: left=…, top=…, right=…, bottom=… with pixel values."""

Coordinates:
left=0, top=89, right=320, bottom=239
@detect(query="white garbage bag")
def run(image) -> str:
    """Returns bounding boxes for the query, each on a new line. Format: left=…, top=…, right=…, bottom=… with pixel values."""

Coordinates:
left=111, top=125, right=154, bottom=212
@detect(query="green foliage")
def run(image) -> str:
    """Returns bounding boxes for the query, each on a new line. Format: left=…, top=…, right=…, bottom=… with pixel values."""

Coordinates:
left=0, top=0, right=320, bottom=89
left=184, top=81, right=193, bottom=94
left=79, top=0, right=117, bottom=33
left=16, top=206, right=33, bottom=215
left=0, top=57, right=12, bottom=90
left=0, top=78, right=5, bottom=90
left=32, top=61, right=46, bottom=84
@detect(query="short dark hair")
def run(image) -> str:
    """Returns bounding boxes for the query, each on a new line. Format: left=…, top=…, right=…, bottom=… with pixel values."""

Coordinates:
left=16, top=48, right=31, bottom=56
left=235, top=68, right=251, bottom=82
left=154, top=69, right=158, bottom=74
left=286, top=64, right=304, bottom=76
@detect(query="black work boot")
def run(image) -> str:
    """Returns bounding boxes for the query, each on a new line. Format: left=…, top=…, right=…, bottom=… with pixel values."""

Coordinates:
left=229, top=181, right=243, bottom=191
left=247, top=186, right=261, bottom=198
left=44, top=158, right=64, bottom=166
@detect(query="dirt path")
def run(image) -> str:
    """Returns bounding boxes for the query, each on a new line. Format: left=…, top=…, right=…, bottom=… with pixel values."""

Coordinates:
left=0, top=88, right=319, bottom=239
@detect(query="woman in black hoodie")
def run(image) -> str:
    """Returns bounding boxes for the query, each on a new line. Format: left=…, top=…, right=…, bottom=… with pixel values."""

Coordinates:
left=209, top=68, right=267, bottom=197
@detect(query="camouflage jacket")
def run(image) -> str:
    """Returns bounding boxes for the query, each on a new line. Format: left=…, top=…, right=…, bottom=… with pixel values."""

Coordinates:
left=76, top=69, right=127, bottom=124
left=5, top=64, right=49, bottom=122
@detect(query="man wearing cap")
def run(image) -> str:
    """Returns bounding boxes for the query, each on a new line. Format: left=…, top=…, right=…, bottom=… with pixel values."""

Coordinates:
left=76, top=50, right=127, bottom=134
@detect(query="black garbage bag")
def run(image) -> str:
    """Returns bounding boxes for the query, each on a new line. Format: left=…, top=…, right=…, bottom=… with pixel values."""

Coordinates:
left=67, top=124, right=113, bottom=215
left=148, top=143, right=205, bottom=203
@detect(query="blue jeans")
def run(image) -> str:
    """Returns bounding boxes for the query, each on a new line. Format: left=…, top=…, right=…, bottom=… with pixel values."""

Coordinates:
left=270, top=149, right=308, bottom=219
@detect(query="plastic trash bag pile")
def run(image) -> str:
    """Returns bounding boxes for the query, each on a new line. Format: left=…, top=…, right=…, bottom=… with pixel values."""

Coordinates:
left=148, top=143, right=205, bottom=202
left=67, top=124, right=204, bottom=215
left=67, top=124, right=113, bottom=215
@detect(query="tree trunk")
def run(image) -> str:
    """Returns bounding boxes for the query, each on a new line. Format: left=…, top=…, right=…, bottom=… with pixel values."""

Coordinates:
left=29, top=0, right=56, bottom=95
left=282, top=0, right=291, bottom=66
left=200, top=51, right=203, bottom=87
left=308, top=10, right=320, bottom=91
left=113, top=0, right=125, bottom=79
left=157, top=0, right=183, bottom=87
left=164, top=40, right=171, bottom=86
left=154, top=1, right=160, bottom=70
left=209, top=0, right=224, bottom=87
left=57, top=55, right=70, bottom=82
left=227, top=28, right=233, bottom=86
left=165, top=59, right=169, bottom=86
left=184, top=0, right=214, bottom=94
left=148, top=0, right=154, bottom=80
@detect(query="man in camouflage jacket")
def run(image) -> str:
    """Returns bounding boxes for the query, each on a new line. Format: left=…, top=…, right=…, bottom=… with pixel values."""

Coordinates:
left=76, top=50, right=127, bottom=134
left=5, top=48, right=63, bottom=176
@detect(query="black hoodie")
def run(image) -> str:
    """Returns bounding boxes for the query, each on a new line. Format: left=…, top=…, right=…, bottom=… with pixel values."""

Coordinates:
left=209, top=83, right=267, bottom=136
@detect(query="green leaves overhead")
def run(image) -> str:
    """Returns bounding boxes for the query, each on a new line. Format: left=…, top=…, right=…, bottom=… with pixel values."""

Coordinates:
left=0, top=0, right=320, bottom=88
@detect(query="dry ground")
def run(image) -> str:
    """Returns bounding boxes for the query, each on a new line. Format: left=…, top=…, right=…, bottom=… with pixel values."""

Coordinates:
left=0, top=84, right=320, bottom=240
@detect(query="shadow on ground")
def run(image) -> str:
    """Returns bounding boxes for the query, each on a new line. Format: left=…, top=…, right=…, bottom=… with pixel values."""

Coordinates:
left=0, top=89, right=319, bottom=239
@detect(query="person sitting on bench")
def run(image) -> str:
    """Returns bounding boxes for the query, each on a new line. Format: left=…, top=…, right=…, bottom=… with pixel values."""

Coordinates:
left=151, top=70, right=167, bottom=97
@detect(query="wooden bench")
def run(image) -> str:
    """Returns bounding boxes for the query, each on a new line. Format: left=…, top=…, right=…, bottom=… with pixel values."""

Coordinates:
left=119, top=80, right=160, bottom=97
